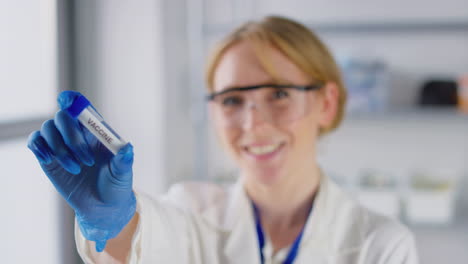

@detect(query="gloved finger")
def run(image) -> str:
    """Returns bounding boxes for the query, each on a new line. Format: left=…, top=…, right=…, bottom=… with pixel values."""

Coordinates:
left=54, top=110, right=95, bottom=166
left=95, top=240, right=107, bottom=253
left=27, top=130, right=53, bottom=165
left=110, top=143, right=133, bottom=177
left=98, top=143, right=133, bottom=203
left=40, top=119, right=81, bottom=175
left=109, top=143, right=134, bottom=186
left=57, top=90, right=82, bottom=110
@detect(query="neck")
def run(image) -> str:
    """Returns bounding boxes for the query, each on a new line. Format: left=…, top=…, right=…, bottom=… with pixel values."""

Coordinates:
left=244, top=163, right=321, bottom=229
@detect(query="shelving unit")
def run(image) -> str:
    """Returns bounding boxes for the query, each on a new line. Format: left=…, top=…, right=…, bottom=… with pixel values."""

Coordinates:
left=205, top=20, right=468, bottom=35
left=345, top=107, right=468, bottom=122
left=310, top=20, right=468, bottom=33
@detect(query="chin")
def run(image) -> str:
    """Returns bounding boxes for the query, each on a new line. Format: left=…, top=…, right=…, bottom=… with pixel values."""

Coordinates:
left=243, top=165, right=287, bottom=186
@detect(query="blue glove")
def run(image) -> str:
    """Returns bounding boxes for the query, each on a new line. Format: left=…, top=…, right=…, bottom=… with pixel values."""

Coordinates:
left=27, top=91, right=136, bottom=252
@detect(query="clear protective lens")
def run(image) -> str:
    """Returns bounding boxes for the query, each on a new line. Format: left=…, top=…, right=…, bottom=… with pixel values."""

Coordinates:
left=209, top=86, right=314, bottom=127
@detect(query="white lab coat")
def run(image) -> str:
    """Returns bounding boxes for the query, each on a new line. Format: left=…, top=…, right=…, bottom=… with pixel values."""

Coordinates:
left=75, top=175, right=419, bottom=263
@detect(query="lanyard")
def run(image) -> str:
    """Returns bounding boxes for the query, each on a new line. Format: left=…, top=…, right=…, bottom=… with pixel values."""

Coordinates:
left=252, top=203, right=311, bottom=264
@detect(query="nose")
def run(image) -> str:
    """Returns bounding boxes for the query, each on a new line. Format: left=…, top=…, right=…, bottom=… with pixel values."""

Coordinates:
left=241, top=103, right=274, bottom=131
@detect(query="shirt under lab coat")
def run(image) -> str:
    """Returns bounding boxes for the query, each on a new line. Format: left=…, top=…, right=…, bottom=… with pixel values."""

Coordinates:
left=75, top=175, right=419, bottom=263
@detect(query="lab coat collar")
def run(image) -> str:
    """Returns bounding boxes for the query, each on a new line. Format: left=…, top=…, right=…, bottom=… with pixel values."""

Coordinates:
left=218, top=176, right=332, bottom=263
left=200, top=175, right=327, bottom=232
left=200, top=173, right=368, bottom=261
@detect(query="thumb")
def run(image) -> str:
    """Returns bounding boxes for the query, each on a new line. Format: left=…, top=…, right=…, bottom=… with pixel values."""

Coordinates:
left=98, top=143, right=134, bottom=203
left=109, top=143, right=134, bottom=184
left=97, top=143, right=133, bottom=202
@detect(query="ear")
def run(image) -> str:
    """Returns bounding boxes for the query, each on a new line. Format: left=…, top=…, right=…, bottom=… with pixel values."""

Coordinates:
left=318, top=82, right=340, bottom=130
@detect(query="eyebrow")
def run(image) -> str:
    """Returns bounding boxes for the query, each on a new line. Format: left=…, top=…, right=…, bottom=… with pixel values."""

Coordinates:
left=206, top=83, right=323, bottom=101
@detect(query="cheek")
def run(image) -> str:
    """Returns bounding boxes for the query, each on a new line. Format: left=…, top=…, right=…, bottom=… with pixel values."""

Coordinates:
left=214, top=122, right=241, bottom=155
left=287, top=111, right=321, bottom=153
left=209, top=107, right=243, bottom=158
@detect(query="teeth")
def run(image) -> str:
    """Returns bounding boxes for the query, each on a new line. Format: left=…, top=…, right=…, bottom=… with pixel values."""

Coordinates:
left=247, top=144, right=281, bottom=155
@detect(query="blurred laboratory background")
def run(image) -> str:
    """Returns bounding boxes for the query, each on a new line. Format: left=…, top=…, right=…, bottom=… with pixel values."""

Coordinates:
left=1, top=0, right=467, bottom=263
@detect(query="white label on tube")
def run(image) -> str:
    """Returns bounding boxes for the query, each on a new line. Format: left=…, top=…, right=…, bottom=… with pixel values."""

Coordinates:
left=77, top=108, right=126, bottom=155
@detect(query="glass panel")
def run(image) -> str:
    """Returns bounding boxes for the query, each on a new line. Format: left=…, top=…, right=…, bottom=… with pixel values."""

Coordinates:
left=0, top=138, right=60, bottom=263
left=0, top=0, right=57, bottom=123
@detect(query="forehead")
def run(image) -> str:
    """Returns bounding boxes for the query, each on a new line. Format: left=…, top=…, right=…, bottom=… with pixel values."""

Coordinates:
left=212, top=41, right=309, bottom=93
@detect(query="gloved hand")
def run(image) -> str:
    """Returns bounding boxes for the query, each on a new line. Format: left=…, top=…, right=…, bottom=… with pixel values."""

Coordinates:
left=27, top=91, right=136, bottom=252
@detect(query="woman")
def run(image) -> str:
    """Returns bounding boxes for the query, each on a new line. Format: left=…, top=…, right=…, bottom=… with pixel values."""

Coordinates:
left=28, top=16, right=418, bottom=263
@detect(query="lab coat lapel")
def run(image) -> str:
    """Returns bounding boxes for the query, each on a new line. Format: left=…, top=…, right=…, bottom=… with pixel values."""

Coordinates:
left=216, top=174, right=366, bottom=263
left=222, top=179, right=261, bottom=264
left=220, top=175, right=335, bottom=264
left=290, top=174, right=333, bottom=262
left=297, top=175, right=367, bottom=262
left=300, top=175, right=333, bottom=249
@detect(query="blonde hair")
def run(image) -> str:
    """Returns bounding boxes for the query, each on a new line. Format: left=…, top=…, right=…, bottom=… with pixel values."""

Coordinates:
left=205, top=15, right=347, bottom=134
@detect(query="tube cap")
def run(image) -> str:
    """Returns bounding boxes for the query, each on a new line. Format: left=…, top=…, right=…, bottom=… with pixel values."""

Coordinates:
left=67, top=95, right=91, bottom=118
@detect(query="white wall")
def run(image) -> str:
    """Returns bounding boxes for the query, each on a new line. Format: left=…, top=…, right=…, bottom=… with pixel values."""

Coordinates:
left=74, top=0, right=181, bottom=197
left=0, top=139, right=61, bottom=263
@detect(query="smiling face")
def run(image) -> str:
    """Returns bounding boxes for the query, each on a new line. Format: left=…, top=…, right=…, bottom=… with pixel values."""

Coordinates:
left=210, top=40, right=338, bottom=187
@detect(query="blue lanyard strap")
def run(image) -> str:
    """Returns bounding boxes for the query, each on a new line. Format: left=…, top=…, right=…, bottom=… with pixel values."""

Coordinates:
left=252, top=203, right=311, bottom=264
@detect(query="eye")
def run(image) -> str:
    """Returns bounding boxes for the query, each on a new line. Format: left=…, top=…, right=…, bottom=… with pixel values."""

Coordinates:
left=221, top=96, right=243, bottom=106
left=272, top=89, right=289, bottom=99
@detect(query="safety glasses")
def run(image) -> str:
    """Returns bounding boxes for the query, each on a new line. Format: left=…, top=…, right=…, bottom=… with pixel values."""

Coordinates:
left=207, top=84, right=323, bottom=127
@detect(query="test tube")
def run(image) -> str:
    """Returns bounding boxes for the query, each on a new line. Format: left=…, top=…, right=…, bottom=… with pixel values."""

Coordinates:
left=66, top=95, right=127, bottom=155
